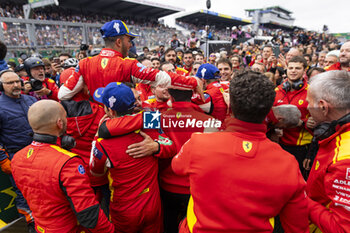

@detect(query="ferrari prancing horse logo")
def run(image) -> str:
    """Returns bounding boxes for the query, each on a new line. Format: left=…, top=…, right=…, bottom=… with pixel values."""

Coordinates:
left=101, top=58, right=109, bottom=69
left=243, top=141, right=252, bottom=153
left=27, top=148, right=33, bottom=158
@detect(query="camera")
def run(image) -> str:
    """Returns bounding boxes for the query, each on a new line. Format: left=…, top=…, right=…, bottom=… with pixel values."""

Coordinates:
left=29, top=78, right=43, bottom=91
left=80, top=44, right=89, bottom=51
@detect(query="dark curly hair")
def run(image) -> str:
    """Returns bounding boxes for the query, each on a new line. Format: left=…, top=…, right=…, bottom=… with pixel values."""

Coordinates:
left=230, top=71, right=276, bottom=123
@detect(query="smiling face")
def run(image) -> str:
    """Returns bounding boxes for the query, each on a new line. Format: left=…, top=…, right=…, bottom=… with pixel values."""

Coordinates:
left=287, top=62, right=304, bottom=82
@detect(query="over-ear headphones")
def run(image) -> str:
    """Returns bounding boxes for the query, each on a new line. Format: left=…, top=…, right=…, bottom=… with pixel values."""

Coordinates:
left=33, top=133, right=76, bottom=151
left=282, top=79, right=304, bottom=92
left=0, top=69, right=24, bottom=92
left=314, top=113, right=350, bottom=141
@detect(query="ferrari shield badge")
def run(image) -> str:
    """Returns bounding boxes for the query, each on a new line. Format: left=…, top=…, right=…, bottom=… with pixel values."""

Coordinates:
left=242, top=141, right=252, bottom=153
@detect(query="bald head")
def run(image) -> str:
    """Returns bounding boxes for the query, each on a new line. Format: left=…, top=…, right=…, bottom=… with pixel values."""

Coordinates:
left=286, top=48, right=302, bottom=63
left=28, top=100, right=67, bottom=136
left=339, top=41, right=350, bottom=67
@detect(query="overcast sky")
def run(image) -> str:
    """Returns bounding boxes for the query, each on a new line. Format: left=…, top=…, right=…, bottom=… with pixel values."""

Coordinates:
left=153, top=0, right=349, bottom=33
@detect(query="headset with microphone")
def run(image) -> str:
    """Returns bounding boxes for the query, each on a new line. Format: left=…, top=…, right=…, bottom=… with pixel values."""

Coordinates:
left=33, top=133, right=76, bottom=151
left=282, top=79, right=304, bottom=92
left=0, top=69, right=24, bottom=92
left=313, top=113, right=350, bottom=141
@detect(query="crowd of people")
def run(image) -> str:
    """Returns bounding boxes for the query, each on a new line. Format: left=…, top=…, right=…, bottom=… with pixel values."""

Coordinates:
left=0, top=9, right=350, bottom=233
left=0, top=3, right=185, bottom=49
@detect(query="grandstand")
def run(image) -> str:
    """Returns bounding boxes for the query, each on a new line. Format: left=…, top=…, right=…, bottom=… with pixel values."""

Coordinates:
left=0, top=0, right=185, bottom=56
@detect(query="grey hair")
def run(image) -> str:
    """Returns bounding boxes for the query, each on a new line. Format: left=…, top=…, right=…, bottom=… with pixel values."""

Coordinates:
left=273, top=104, right=301, bottom=126
left=309, top=70, right=350, bottom=110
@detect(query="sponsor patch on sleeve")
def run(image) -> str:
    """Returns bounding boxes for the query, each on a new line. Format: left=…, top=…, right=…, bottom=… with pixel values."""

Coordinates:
left=78, top=164, right=85, bottom=175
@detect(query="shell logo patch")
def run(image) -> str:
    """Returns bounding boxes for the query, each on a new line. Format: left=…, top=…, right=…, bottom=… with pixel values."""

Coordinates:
left=315, top=160, right=320, bottom=170
left=242, top=141, right=252, bottom=153
left=27, top=148, right=33, bottom=158
left=101, top=58, right=109, bottom=69
left=176, top=112, right=182, bottom=119
left=299, top=100, right=304, bottom=105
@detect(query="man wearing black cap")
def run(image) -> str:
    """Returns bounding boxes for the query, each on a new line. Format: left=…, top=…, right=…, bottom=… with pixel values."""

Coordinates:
left=58, top=20, right=200, bottom=101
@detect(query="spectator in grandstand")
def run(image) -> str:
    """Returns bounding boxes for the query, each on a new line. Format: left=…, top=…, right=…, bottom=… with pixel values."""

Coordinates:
left=324, top=54, right=338, bottom=68
left=230, top=54, right=242, bottom=70
left=23, top=57, right=59, bottom=101
left=140, top=46, right=149, bottom=57
left=187, top=31, right=199, bottom=48
left=273, top=66, right=286, bottom=86
left=0, top=70, right=36, bottom=233
left=158, top=44, right=165, bottom=57
left=326, top=41, right=350, bottom=71
left=217, top=58, right=233, bottom=81
left=316, top=51, right=327, bottom=68
left=261, top=45, right=276, bottom=71
left=77, top=51, right=87, bottom=60
left=170, top=33, right=181, bottom=49
left=183, top=51, right=194, bottom=74
left=208, top=53, right=217, bottom=65
left=175, top=47, right=184, bottom=63
left=138, top=57, right=152, bottom=68
left=58, top=20, right=200, bottom=101
left=160, top=62, right=176, bottom=73
left=251, top=62, right=266, bottom=73
left=190, top=62, right=201, bottom=76
left=42, top=58, right=54, bottom=80
left=306, top=70, right=350, bottom=233
left=188, top=41, right=202, bottom=54
left=173, top=70, right=309, bottom=233
left=194, top=53, right=205, bottom=64
left=310, top=53, right=318, bottom=67
left=303, top=54, right=312, bottom=69
left=231, top=26, right=239, bottom=46
left=14, top=64, right=27, bottom=78
left=279, top=47, right=302, bottom=70
left=306, top=67, right=325, bottom=79
left=7, top=61, right=16, bottom=70
left=151, top=57, right=160, bottom=70
left=164, top=48, right=177, bottom=65
left=164, top=48, right=188, bottom=75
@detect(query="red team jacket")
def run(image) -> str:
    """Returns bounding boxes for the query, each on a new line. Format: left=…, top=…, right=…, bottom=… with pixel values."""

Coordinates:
left=192, top=81, right=228, bottom=124
left=136, top=83, right=155, bottom=102
left=12, top=142, right=114, bottom=233
left=90, top=119, right=176, bottom=233
left=172, top=118, right=309, bottom=233
left=273, top=80, right=313, bottom=146
left=59, top=48, right=198, bottom=100
left=160, top=102, right=219, bottom=194
left=63, top=100, right=108, bottom=187
left=307, top=123, right=350, bottom=232
left=325, top=62, right=350, bottom=72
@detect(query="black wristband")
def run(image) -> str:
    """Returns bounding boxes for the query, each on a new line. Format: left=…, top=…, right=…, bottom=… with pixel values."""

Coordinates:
left=154, top=141, right=161, bottom=154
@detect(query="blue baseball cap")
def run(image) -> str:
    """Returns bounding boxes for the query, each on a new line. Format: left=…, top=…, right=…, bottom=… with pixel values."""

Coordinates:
left=196, top=63, right=221, bottom=80
left=93, top=82, right=135, bottom=113
left=100, top=20, right=139, bottom=38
